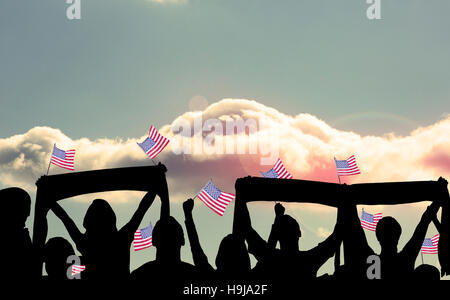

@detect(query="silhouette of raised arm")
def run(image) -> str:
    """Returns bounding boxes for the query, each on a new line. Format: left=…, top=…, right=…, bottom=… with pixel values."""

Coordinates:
left=234, top=197, right=269, bottom=262
left=120, top=190, right=157, bottom=240
left=432, top=215, right=442, bottom=233
left=233, top=178, right=267, bottom=260
left=304, top=205, right=342, bottom=270
left=267, top=203, right=284, bottom=249
left=51, top=202, right=83, bottom=247
left=157, top=166, right=170, bottom=220
left=340, top=199, right=373, bottom=278
left=401, top=201, right=440, bottom=262
left=183, top=198, right=214, bottom=273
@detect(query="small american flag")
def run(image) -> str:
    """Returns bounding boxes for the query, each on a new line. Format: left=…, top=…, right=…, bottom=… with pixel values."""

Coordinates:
left=261, top=158, right=293, bottom=179
left=421, top=234, right=440, bottom=254
left=361, top=209, right=383, bottom=231
left=334, top=155, right=360, bottom=176
left=137, top=126, right=170, bottom=159
left=133, top=223, right=153, bottom=251
left=197, top=180, right=235, bottom=216
left=71, top=265, right=86, bottom=276
left=50, top=144, right=75, bottom=171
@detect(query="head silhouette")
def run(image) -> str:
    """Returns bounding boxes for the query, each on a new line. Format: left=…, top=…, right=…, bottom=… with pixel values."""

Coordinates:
left=0, top=187, right=31, bottom=230
left=277, top=214, right=301, bottom=252
left=375, top=217, right=401, bottom=251
left=215, top=234, right=251, bottom=274
left=44, top=237, right=75, bottom=280
left=414, top=264, right=440, bottom=281
left=152, top=216, right=185, bottom=254
left=83, top=199, right=117, bottom=234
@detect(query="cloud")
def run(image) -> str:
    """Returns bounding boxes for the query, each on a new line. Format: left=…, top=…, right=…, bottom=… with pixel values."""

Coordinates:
left=1, top=99, right=449, bottom=207
left=317, top=227, right=332, bottom=238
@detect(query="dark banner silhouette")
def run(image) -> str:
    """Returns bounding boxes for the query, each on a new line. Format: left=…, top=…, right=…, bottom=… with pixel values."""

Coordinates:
left=233, top=176, right=449, bottom=276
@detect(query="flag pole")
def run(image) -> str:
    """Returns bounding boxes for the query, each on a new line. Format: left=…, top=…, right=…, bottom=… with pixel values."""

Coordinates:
left=421, top=252, right=424, bottom=265
left=46, top=143, right=55, bottom=175
left=334, top=157, right=341, bottom=184
left=333, top=157, right=342, bottom=273
left=46, top=160, right=51, bottom=176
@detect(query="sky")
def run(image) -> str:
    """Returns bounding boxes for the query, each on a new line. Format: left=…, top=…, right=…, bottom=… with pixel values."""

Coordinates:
left=1, top=0, right=449, bottom=278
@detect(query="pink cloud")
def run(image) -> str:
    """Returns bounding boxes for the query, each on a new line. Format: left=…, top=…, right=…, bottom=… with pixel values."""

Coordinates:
left=0, top=99, right=448, bottom=203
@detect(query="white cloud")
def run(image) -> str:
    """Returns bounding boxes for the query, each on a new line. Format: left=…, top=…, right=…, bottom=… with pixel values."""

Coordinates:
left=1, top=99, right=449, bottom=206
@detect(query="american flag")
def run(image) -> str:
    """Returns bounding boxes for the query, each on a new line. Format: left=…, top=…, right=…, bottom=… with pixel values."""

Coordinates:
left=361, top=209, right=383, bottom=231
left=421, top=234, right=440, bottom=254
left=71, top=265, right=86, bottom=276
left=133, top=223, right=153, bottom=251
left=137, top=126, right=170, bottom=159
left=197, top=180, right=235, bottom=216
left=261, top=158, right=293, bottom=179
left=334, top=155, right=360, bottom=176
left=50, top=144, right=75, bottom=171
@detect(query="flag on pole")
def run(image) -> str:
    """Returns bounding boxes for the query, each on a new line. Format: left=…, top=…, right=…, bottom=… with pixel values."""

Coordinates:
left=133, top=223, right=153, bottom=251
left=334, top=155, right=360, bottom=176
left=71, top=265, right=86, bottom=276
left=361, top=209, right=383, bottom=231
left=50, top=144, right=75, bottom=171
left=137, top=126, right=170, bottom=159
left=197, top=180, right=235, bottom=216
left=421, top=234, right=440, bottom=254
left=261, top=158, right=293, bottom=179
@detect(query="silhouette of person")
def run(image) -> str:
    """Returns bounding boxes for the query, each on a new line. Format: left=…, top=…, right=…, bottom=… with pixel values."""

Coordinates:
left=182, top=198, right=251, bottom=279
left=0, top=187, right=37, bottom=280
left=130, top=216, right=197, bottom=287
left=49, top=190, right=157, bottom=280
left=236, top=201, right=342, bottom=282
left=340, top=200, right=440, bottom=280
left=43, top=237, right=75, bottom=280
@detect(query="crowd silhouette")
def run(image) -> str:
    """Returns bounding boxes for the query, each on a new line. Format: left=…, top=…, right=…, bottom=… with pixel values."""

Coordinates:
left=1, top=163, right=449, bottom=292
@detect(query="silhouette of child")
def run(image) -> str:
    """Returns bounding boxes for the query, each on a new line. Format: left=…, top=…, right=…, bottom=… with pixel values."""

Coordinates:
left=43, top=237, right=75, bottom=280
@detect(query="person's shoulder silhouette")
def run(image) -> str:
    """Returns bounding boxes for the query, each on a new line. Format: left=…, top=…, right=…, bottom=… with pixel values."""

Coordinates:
left=0, top=187, right=35, bottom=280
left=215, top=234, right=251, bottom=279
left=131, top=216, right=196, bottom=283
